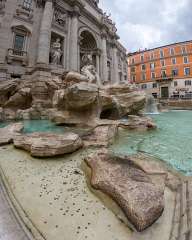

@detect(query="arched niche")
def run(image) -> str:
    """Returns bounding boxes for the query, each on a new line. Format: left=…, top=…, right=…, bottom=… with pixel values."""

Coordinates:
left=79, top=29, right=99, bottom=70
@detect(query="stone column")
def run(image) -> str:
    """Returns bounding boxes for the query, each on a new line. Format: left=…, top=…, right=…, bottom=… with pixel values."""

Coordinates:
left=69, top=7, right=79, bottom=71
left=36, top=0, right=54, bottom=65
left=96, top=54, right=100, bottom=76
left=101, top=34, right=108, bottom=82
left=112, top=43, right=119, bottom=84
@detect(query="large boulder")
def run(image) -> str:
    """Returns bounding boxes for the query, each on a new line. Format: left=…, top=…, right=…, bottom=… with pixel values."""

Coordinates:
left=14, top=132, right=83, bottom=157
left=82, top=124, right=118, bottom=147
left=0, top=123, right=23, bottom=145
left=118, top=115, right=157, bottom=130
left=104, top=83, right=137, bottom=95
left=0, top=79, right=18, bottom=106
left=111, top=91, right=146, bottom=116
left=65, top=82, right=98, bottom=111
left=63, top=71, right=88, bottom=88
left=84, top=150, right=164, bottom=232
left=4, top=88, right=32, bottom=109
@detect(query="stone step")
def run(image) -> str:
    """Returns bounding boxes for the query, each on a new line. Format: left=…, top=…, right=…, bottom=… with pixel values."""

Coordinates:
left=179, top=182, right=188, bottom=238
left=169, top=190, right=181, bottom=240
left=186, top=181, right=192, bottom=240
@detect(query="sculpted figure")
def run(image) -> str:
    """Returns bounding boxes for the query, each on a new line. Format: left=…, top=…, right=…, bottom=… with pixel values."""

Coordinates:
left=50, top=38, right=62, bottom=65
left=81, top=54, right=102, bottom=87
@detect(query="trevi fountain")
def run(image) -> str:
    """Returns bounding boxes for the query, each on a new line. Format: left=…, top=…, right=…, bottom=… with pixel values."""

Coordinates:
left=0, top=1, right=191, bottom=240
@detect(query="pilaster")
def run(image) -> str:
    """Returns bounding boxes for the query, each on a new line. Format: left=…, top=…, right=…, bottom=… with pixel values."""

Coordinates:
left=69, top=6, right=80, bottom=71
left=36, top=0, right=54, bottom=65
left=101, top=31, right=108, bottom=82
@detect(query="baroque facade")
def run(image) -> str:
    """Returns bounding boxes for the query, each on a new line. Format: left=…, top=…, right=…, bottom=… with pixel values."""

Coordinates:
left=0, top=0, right=128, bottom=84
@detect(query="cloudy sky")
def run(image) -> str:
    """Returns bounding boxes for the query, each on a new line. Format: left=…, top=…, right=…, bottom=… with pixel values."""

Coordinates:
left=99, top=0, right=192, bottom=52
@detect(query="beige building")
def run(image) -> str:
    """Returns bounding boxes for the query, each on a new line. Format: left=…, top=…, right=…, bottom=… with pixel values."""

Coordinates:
left=0, top=0, right=128, bottom=84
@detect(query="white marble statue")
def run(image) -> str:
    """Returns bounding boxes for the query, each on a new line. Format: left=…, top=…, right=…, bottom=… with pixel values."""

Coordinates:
left=81, top=54, right=102, bottom=87
left=50, top=38, right=62, bottom=65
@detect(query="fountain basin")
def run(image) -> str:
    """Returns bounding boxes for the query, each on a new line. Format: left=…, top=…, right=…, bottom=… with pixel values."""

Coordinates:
left=111, top=110, right=192, bottom=176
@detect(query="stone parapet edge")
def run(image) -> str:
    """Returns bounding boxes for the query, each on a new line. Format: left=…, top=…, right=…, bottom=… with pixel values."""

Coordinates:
left=0, top=159, right=46, bottom=240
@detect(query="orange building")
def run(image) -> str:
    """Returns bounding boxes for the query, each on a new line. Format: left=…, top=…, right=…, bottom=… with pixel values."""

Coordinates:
left=128, top=40, right=192, bottom=98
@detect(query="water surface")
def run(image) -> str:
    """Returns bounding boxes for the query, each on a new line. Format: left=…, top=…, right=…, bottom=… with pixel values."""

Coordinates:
left=111, top=111, right=192, bottom=176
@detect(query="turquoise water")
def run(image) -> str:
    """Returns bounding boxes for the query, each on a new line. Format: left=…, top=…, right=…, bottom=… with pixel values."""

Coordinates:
left=0, top=120, right=89, bottom=136
left=111, top=111, right=192, bottom=176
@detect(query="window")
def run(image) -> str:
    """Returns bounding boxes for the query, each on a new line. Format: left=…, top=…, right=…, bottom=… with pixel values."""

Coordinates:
left=141, top=84, right=147, bottom=89
left=131, top=75, right=136, bottom=82
left=131, top=66, right=135, bottom=72
left=183, top=56, right=189, bottom=64
left=181, top=46, right=187, bottom=54
left=141, top=73, right=146, bottom=81
left=150, top=62, right=155, bottom=70
left=141, top=64, right=146, bottom=71
left=140, top=54, right=144, bottom=62
left=161, top=70, right=166, bottom=78
left=161, top=60, right=165, bottom=67
left=22, top=0, right=32, bottom=11
left=150, top=52, right=154, bottom=60
left=151, top=72, right=156, bottom=79
left=174, top=81, right=178, bottom=87
left=131, top=58, right=135, bottom=64
left=160, top=49, right=164, bottom=58
left=152, top=83, right=157, bottom=88
left=185, top=80, right=191, bottom=86
left=172, top=58, right=176, bottom=64
left=172, top=69, right=178, bottom=76
left=184, top=67, right=190, bottom=76
left=14, top=34, right=25, bottom=51
left=170, top=48, right=175, bottom=55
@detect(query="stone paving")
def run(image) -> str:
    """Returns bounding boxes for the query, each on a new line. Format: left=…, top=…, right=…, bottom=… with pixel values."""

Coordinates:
left=0, top=146, right=191, bottom=240
left=0, top=179, right=30, bottom=240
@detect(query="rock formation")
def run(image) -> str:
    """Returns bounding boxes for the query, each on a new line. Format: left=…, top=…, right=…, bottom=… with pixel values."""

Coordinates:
left=0, top=123, right=23, bottom=145
left=0, top=71, right=146, bottom=126
left=84, top=150, right=164, bottom=232
left=14, top=132, right=83, bottom=157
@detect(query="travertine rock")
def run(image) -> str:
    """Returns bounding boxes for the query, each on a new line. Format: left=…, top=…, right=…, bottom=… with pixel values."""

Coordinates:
left=119, top=115, right=157, bottom=130
left=4, top=88, right=32, bottom=109
left=52, top=89, right=66, bottom=109
left=63, top=71, right=88, bottom=88
left=83, top=124, right=118, bottom=147
left=111, top=92, right=146, bottom=116
left=14, top=132, right=83, bottom=157
left=0, top=72, right=147, bottom=124
left=0, top=123, right=23, bottom=145
left=0, top=79, right=18, bottom=106
left=85, top=150, right=164, bottom=232
left=65, top=82, right=98, bottom=110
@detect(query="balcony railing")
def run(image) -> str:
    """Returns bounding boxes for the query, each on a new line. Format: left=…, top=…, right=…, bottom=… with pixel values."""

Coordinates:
left=154, top=75, right=173, bottom=82
left=7, top=48, right=28, bottom=66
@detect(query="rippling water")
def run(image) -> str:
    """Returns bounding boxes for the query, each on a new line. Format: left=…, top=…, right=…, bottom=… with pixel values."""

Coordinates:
left=111, top=111, right=192, bottom=176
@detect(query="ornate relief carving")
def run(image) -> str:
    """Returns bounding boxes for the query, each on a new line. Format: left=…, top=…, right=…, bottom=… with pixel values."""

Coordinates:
left=53, top=8, right=67, bottom=27
left=16, top=5, right=33, bottom=20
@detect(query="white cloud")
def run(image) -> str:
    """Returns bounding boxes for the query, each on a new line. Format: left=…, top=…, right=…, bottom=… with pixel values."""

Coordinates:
left=99, top=0, right=191, bottom=51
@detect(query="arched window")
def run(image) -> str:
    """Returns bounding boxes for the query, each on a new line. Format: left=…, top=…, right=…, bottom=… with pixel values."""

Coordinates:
left=23, top=0, right=32, bottom=11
